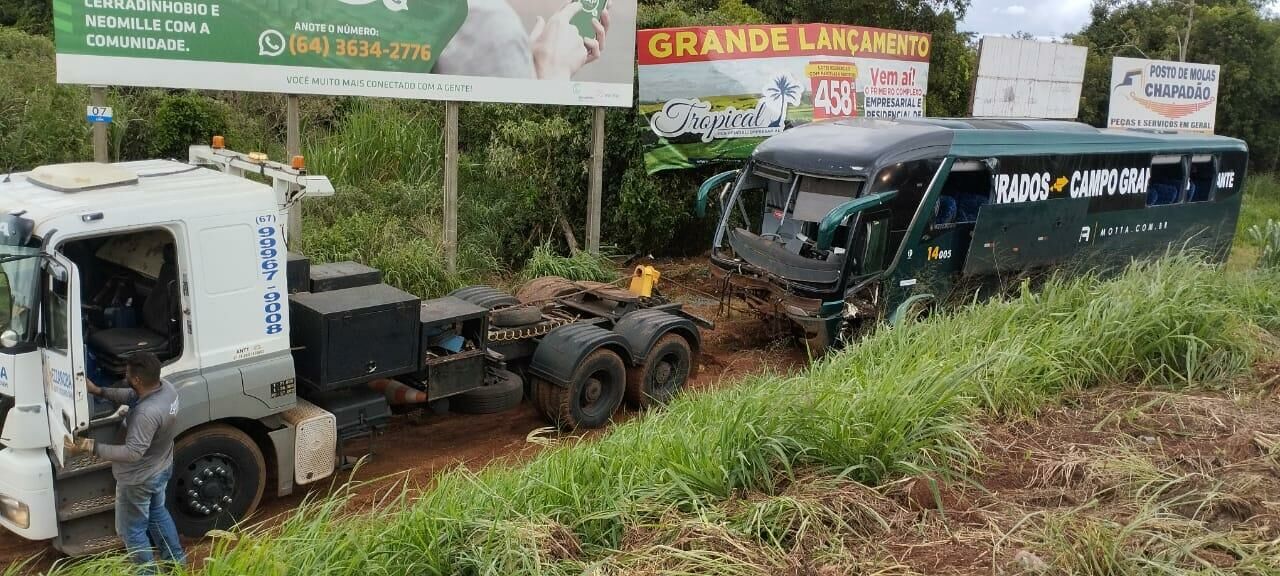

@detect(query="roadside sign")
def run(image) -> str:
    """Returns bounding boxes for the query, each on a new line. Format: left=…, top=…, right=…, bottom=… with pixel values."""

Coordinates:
left=86, top=105, right=113, bottom=124
left=52, top=0, right=639, bottom=107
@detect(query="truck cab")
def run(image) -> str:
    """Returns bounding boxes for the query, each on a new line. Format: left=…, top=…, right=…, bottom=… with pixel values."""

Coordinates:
left=0, top=153, right=331, bottom=554
left=701, top=118, right=1248, bottom=353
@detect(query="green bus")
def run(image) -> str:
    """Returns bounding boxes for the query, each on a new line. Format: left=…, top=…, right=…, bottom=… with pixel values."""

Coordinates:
left=697, top=118, right=1248, bottom=352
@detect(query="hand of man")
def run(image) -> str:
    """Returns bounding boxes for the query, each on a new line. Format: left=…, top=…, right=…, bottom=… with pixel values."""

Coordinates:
left=86, top=378, right=102, bottom=397
left=530, top=1, right=591, bottom=80
left=63, top=435, right=95, bottom=457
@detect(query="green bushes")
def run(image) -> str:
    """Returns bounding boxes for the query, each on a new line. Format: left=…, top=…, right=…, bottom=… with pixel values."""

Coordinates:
left=518, top=243, right=618, bottom=283
left=1247, top=219, right=1280, bottom=269
left=42, top=256, right=1278, bottom=576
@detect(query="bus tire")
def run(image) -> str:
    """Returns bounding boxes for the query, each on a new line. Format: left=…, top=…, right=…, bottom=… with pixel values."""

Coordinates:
left=532, top=348, right=626, bottom=430
left=625, top=333, right=693, bottom=409
left=168, top=424, right=266, bottom=538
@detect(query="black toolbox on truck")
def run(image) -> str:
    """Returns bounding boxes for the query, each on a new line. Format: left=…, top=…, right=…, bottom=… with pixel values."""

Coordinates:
left=289, top=283, right=420, bottom=392
left=309, top=261, right=382, bottom=293
left=286, top=252, right=310, bottom=294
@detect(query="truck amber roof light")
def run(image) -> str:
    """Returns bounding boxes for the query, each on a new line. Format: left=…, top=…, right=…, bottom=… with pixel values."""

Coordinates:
left=291, top=155, right=305, bottom=170
left=211, top=135, right=225, bottom=149
left=248, top=152, right=268, bottom=164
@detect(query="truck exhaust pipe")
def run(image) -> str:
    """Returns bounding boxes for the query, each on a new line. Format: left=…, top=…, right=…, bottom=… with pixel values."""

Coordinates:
left=368, top=379, right=428, bottom=405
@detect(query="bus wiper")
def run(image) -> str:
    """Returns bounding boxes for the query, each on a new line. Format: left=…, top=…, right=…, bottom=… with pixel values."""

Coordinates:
left=0, top=254, right=39, bottom=265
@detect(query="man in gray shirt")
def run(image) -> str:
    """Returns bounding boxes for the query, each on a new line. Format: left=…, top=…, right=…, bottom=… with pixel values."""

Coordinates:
left=65, top=352, right=186, bottom=572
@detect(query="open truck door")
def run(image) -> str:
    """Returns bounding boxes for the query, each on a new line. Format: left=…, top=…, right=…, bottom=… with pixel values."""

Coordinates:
left=42, top=255, right=89, bottom=467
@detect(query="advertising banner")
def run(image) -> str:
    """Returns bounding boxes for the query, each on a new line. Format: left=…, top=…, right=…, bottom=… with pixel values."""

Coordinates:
left=1107, top=57, right=1219, bottom=133
left=637, top=24, right=931, bottom=173
left=53, top=0, right=637, bottom=107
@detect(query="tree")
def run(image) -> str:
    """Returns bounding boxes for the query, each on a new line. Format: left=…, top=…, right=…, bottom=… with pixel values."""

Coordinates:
left=0, top=0, right=51, bottom=36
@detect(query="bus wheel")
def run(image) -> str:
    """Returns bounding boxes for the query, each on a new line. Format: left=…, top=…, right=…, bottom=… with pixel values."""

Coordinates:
left=168, top=425, right=266, bottom=538
left=533, top=348, right=626, bottom=430
left=625, top=334, right=692, bottom=409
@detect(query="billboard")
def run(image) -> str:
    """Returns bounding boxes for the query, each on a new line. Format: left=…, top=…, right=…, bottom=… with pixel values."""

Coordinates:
left=637, top=24, right=931, bottom=173
left=970, top=36, right=1087, bottom=119
left=52, top=0, right=637, bottom=107
left=1107, top=57, right=1219, bottom=133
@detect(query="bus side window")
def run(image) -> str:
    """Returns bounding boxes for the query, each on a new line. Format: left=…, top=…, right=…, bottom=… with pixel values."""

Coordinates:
left=933, top=161, right=992, bottom=228
left=1187, top=155, right=1215, bottom=203
left=1147, top=155, right=1186, bottom=206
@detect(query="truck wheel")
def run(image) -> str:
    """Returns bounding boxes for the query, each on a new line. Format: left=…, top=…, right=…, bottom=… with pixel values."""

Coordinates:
left=516, top=276, right=578, bottom=304
left=450, top=286, right=519, bottom=310
left=490, top=305, right=543, bottom=328
left=168, top=425, right=266, bottom=538
left=532, top=348, right=626, bottom=430
left=454, top=369, right=524, bottom=414
left=625, top=333, right=693, bottom=409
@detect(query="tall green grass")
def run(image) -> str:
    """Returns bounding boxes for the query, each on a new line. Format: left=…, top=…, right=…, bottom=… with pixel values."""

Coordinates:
left=518, top=243, right=619, bottom=283
left=37, top=256, right=1280, bottom=576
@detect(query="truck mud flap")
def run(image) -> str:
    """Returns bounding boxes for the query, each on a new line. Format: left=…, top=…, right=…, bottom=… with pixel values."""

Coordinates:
left=527, top=324, right=633, bottom=388
left=612, top=309, right=701, bottom=368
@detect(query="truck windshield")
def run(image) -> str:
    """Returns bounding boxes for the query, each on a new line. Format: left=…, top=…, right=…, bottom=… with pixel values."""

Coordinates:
left=713, top=163, right=864, bottom=285
left=0, top=247, right=41, bottom=346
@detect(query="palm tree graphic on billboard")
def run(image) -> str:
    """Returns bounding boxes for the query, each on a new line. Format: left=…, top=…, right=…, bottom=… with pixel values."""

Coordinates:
left=763, top=74, right=803, bottom=128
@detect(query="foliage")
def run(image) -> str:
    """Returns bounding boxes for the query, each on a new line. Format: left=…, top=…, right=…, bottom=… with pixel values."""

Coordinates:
left=0, top=27, right=90, bottom=171
left=518, top=242, right=619, bottom=283
left=1247, top=219, right=1280, bottom=268
left=0, top=0, right=49, bottom=36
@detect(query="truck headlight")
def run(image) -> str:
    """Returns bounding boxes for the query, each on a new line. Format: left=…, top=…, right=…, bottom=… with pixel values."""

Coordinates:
left=0, top=494, right=29, bottom=529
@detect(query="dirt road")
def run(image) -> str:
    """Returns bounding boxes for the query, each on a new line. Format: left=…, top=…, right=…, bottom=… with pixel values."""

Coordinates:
left=0, top=265, right=808, bottom=571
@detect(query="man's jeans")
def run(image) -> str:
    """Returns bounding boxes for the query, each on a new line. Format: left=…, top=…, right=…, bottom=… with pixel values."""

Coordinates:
left=116, top=466, right=187, bottom=572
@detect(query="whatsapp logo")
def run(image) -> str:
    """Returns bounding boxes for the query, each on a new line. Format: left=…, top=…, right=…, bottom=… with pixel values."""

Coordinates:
left=580, top=0, right=602, bottom=12
left=258, top=30, right=285, bottom=56
left=338, top=0, right=408, bottom=11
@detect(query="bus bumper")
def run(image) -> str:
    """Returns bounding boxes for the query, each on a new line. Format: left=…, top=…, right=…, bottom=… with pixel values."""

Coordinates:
left=0, top=447, right=58, bottom=540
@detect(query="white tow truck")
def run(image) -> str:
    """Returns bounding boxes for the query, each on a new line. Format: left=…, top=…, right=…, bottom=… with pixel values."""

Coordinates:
left=0, top=143, right=707, bottom=555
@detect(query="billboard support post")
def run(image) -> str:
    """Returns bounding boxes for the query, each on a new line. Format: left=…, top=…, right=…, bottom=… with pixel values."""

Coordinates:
left=286, top=94, right=302, bottom=244
left=444, top=101, right=460, bottom=275
left=587, top=107, right=605, bottom=255
left=91, top=86, right=107, bottom=163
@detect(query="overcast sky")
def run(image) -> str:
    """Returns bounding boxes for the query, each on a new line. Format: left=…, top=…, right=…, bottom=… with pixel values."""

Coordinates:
left=960, top=0, right=1095, bottom=39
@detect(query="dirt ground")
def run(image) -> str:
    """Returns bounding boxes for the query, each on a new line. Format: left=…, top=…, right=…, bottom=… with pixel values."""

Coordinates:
left=0, top=258, right=811, bottom=571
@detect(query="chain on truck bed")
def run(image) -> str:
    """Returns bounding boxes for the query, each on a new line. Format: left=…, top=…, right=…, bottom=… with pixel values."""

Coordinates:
left=487, top=308, right=579, bottom=342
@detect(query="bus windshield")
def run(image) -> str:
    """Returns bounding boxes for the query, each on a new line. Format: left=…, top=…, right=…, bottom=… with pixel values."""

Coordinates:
left=713, top=163, right=864, bottom=285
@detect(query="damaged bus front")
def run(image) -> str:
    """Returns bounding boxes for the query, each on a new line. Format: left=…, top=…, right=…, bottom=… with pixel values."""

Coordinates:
left=700, top=120, right=951, bottom=352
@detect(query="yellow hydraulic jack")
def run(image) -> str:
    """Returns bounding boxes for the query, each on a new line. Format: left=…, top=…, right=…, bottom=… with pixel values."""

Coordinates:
left=628, top=265, right=661, bottom=298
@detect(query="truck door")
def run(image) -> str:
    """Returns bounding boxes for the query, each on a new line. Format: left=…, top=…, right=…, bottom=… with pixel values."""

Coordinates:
left=42, top=255, right=89, bottom=467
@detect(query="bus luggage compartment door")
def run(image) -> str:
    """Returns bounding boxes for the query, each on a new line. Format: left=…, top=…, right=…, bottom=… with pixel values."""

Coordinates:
left=961, top=200, right=1088, bottom=276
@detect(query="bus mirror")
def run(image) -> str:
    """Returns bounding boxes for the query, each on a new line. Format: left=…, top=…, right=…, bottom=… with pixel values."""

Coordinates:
left=697, top=170, right=740, bottom=218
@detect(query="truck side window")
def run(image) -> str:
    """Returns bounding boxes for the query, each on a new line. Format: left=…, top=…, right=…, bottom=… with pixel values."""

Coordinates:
left=43, top=272, right=69, bottom=352
left=1187, top=156, right=1216, bottom=203
left=1147, top=155, right=1185, bottom=206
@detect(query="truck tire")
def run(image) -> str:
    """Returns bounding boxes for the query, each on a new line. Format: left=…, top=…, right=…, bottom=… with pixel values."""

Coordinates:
left=532, top=348, right=626, bottom=430
left=168, top=425, right=266, bottom=538
left=454, top=369, right=524, bottom=414
left=450, top=286, right=519, bottom=310
left=516, top=276, right=578, bottom=304
left=625, top=333, right=693, bottom=409
left=490, top=305, right=543, bottom=328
